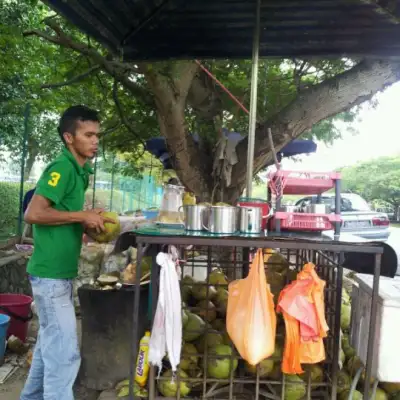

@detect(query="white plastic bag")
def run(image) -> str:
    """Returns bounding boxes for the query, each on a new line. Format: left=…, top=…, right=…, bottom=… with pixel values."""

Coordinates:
left=149, top=252, right=182, bottom=374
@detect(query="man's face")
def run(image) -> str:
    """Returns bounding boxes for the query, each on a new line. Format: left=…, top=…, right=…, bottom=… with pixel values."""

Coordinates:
left=64, top=120, right=100, bottom=159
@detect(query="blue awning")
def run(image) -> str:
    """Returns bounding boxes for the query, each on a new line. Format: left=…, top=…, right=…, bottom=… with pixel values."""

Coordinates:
left=145, top=133, right=317, bottom=169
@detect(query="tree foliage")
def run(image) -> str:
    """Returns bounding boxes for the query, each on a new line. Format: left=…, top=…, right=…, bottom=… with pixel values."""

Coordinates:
left=341, top=156, right=400, bottom=209
left=2, top=0, right=400, bottom=201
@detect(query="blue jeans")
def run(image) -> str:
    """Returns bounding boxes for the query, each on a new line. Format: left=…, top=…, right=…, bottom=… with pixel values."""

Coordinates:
left=20, top=277, right=80, bottom=400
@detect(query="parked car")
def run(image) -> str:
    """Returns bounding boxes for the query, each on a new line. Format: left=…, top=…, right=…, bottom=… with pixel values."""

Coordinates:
left=295, top=193, right=390, bottom=241
left=376, top=206, right=397, bottom=222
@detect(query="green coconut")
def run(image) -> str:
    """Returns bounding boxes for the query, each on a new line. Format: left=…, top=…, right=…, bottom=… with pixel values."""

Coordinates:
left=214, top=288, right=228, bottom=316
left=269, top=364, right=282, bottom=381
left=346, top=355, right=375, bottom=385
left=337, top=370, right=352, bottom=394
left=193, top=300, right=217, bottom=322
left=211, top=318, right=226, bottom=331
left=245, top=358, right=274, bottom=378
left=342, top=334, right=356, bottom=360
left=157, top=369, right=191, bottom=397
left=339, top=390, right=363, bottom=400
left=181, top=276, right=194, bottom=303
left=209, top=269, right=229, bottom=286
left=182, top=309, right=189, bottom=327
left=266, top=252, right=290, bottom=274
left=183, top=313, right=206, bottom=342
left=195, top=331, right=224, bottom=353
left=369, top=388, right=389, bottom=400
left=299, top=364, right=324, bottom=385
left=116, top=381, right=148, bottom=398
left=267, top=270, right=286, bottom=300
left=380, top=382, right=400, bottom=395
left=221, top=330, right=232, bottom=346
left=180, top=343, right=199, bottom=372
left=341, top=303, right=351, bottom=331
left=138, top=256, right=152, bottom=278
left=191, top=284, right=217, bottom=302
left=342, top=289, right=351, bottom=305
left=87, top=211, right=121, bottom=243
left=206, top=344, right=238, bottom=379
left=283, top=374, right=306, bottom=400
left=340, top=349, right=346, bottom=366
left=346, top=355, right=362, bottom=377
left=185, top=250, right=201, bottom=259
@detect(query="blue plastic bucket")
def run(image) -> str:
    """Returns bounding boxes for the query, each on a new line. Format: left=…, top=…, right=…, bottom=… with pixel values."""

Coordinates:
left=0, top=314, right=10, bottom=365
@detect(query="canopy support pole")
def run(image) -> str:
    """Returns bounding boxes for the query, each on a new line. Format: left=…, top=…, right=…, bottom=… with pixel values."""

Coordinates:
left=92, top=157, right=98, bottom=209
left=18, top=103, right=30, bottom=237
left=246, top=0, right=261, bottom=197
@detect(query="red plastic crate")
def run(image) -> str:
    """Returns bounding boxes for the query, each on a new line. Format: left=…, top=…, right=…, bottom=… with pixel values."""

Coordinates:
left=272, top=212, right=341, bottom=232
left=269, top=170, right=341, bottom=195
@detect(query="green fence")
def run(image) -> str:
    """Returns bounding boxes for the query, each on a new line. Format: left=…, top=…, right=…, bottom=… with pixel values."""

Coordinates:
left=90, top=173, right=163, bottom=214
left=0, top=173, right=163, bottom=243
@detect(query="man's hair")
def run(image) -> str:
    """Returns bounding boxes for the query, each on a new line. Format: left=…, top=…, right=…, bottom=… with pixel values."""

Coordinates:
left=58, top=105, right=100, bottom=144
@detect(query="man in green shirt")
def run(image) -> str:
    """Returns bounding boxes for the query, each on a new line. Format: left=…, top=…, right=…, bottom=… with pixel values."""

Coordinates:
left=21, top=105, right=114, bottom=400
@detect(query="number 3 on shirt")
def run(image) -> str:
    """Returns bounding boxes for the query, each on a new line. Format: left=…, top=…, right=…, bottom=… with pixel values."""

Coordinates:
left=48, top=172, right=61, bottom=187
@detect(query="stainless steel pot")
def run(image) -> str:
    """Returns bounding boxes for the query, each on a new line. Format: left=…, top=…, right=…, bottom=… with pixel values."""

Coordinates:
left=202, top=206, right=239, bottom=234
left=179, top=205, right=208, bottom=231
left=239, top=206, right=263, bottom=234
left=305, top=204, right=331, bottom=214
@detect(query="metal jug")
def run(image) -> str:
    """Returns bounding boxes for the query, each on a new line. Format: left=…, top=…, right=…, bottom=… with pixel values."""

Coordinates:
left=179, top=205, right=208, bottom=231
left=239, top=206, right=263, bottom=234
left=202, top=206, right=239, bottom=234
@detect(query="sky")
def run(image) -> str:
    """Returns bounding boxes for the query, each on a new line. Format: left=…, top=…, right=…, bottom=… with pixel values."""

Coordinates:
left=281, top=81, right=400, bottom=172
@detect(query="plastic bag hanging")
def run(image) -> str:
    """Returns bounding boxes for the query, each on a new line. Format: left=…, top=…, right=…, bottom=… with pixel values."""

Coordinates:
left=148, top=252, right=182, bottom=375
left=277, top=262, right=329, bottom=374
left=226, top=248, right=276, bottom=365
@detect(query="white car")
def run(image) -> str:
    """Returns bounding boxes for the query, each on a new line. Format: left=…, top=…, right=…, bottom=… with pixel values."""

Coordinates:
left=295, top=193, right=390, bottom=241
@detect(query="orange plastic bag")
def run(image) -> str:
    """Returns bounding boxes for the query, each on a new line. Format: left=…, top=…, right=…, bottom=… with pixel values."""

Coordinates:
left=277, top=262, right=329, bottom=374
left=226, top=248, right=276, bottom=366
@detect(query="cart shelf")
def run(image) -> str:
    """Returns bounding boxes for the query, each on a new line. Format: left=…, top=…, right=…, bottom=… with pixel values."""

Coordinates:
left=269, top=170, right=341, bottom=195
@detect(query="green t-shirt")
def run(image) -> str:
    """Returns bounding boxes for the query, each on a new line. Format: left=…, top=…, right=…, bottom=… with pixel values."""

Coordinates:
left=27, top=148, right=93, bottom=279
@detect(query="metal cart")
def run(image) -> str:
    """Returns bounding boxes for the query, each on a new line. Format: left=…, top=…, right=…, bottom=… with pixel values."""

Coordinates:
left=129, top=229, right=383, bottom=400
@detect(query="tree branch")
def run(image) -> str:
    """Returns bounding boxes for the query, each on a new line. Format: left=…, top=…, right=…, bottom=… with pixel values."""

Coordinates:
left=112, top=80, right=145, bottom=149
left=41, top=65, right=101, bottom=89
left=23, top=19, right=154, bottom=105
left=172, top=61, right=199, bottom=100
left=101, top=122, right=122, bottom=136
left=230, top=59, right=400, bottom=194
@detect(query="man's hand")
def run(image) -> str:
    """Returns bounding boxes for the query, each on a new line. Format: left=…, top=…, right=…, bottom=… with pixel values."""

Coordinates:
left=81, top=210, right=115, bottom=233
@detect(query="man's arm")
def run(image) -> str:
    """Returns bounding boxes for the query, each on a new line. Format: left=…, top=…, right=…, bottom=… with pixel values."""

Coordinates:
left=25, top=194, right=112, bottom=231
left=29, top=160, right=114, bottom=230
left=24, top=194, right=84, bottom=225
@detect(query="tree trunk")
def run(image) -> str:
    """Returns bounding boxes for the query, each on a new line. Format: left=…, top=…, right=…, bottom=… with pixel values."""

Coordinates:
left=24, top=140, right=39, bottom=181
left=145, top=64, right=214, bottom=202
left=156, top=105, right=213, bottom=200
